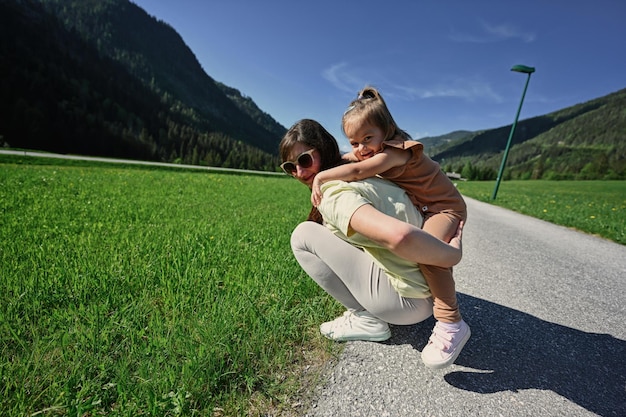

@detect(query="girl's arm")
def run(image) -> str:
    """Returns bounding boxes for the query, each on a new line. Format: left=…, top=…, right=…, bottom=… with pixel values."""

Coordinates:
left=311, top=148, right=408, bottom=206
left=348, top=204, right=463, bottom=267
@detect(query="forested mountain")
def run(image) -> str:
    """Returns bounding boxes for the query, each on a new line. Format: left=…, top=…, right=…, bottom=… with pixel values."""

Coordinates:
left=419, top=130, right=473, bottom=153
left=424, top=88, right=626, bottom=180
left=1, top=0, right=285, bottom=171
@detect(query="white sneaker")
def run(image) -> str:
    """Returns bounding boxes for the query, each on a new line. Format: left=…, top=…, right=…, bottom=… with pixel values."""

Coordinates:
left=421, top=320, right=471, bottom=369
left=319, top=309, right=391, bottom=342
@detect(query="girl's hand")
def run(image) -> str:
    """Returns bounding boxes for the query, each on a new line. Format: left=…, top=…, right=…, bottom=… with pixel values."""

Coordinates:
left=311, top=176, right=323, bottom=207
left=342, top=152, right=359, bottom=162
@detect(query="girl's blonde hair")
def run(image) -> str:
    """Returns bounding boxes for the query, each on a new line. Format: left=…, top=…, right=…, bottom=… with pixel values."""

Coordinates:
left=341, top=86, right=411, bottom=142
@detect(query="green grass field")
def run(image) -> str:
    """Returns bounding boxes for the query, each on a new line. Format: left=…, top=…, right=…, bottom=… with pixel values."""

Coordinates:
left=455, top=180, right=626, bottom=245
left=0, top=160, right=338, bottom=416
left=1, top=157, right=624, bottom=416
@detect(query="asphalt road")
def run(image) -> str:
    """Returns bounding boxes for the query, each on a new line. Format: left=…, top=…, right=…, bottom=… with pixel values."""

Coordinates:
left=305, top=197, right=626, bottom=417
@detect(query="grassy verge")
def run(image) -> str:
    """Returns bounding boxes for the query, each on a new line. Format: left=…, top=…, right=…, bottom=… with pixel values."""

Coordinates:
left=455, top=180, right=626, bottom=245
left=0, top=160, right=341, bottom=416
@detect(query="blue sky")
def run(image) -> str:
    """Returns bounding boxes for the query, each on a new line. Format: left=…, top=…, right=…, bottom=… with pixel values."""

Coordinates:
left=131, top=0, right=625, bottom=151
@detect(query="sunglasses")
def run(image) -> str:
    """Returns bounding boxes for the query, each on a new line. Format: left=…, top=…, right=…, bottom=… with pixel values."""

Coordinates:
left=280, top=149, right=316, bottom=175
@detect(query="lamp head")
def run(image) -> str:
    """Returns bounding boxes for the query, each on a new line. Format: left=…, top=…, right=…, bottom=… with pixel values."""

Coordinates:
left=511, top=65, right=535, bottom=74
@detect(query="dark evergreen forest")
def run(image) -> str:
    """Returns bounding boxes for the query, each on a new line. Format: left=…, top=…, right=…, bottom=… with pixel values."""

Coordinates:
left=1, top=0, right=284, bottom=171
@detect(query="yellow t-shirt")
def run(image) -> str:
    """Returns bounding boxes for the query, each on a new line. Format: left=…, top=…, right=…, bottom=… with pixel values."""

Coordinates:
left=318, top=177, right=430, bottom=298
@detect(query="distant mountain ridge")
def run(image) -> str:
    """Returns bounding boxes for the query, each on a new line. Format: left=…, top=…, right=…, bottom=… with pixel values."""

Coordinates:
left=422, top=88, right=626, bottom=180
left=419, top=130, right=473, bottom=153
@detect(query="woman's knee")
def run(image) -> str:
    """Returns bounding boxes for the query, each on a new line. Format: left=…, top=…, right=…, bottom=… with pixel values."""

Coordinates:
left=377, top=298, right=433, bottom=325
left=290, top=221, right=322, bottom=252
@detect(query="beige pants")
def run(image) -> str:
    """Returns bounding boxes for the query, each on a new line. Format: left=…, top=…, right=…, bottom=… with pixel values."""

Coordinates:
left=291, top=221, right=433, bottom=325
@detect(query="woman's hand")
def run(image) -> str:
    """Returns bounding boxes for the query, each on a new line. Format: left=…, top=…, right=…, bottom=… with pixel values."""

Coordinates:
left=448, top=221, right=464, bottom=251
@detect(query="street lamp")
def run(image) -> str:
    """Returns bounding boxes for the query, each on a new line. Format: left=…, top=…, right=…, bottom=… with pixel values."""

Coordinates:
left=491, top=64, right=535, bottom=200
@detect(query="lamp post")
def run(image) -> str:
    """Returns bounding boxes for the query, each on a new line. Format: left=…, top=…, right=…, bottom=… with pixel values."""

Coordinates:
left=491, top=64, right=535, bottom=200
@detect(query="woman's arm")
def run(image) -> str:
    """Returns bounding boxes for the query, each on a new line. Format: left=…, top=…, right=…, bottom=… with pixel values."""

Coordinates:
left=348, top=204, right=463, bottom=267
left=311, top=148, right=408, bottom=206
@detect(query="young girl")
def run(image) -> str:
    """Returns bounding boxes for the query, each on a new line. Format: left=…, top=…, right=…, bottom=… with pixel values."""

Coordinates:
left=311, top=87, right=470, bottom=369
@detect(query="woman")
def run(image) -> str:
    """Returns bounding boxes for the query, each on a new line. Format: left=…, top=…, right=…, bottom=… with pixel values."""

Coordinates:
left=280, top=119, right=468, bottom=369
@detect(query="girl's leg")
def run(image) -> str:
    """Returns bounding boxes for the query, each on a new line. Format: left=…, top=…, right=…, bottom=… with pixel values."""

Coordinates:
left=420, top=212, right=471, bottom=369
left=291, top=221, right=432, bottom=325
left=420, top=212, right=464, bottom=323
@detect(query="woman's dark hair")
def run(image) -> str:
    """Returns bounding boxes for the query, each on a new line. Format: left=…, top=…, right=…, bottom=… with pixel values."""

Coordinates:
left=279, top=119, right=343, bottom=223
left=279, top=119, right=342, bottom=172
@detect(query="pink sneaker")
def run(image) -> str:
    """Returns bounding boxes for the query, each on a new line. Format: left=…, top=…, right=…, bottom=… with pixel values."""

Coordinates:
left=421, top=320, right=471, bottom=369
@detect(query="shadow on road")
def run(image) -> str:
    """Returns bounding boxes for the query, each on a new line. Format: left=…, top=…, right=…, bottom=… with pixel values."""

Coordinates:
left=386, top=293, right=626, bottom=417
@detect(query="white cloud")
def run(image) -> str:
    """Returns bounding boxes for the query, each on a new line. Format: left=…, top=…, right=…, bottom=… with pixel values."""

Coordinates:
left=395, top=80, right=503, bottom=103
left=450, top=20, right=536, bottom=43
left=323, top=63, right=503, bottom=103
left=322, top=62, right=361, bottom=94
left=483, top=21, right=536, bottom=42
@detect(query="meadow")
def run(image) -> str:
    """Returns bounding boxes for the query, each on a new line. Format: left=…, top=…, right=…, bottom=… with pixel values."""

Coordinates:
left=455, top=180, right=626, bottom=245
left=0, top=159, right=338, bottom=416
left=1, top=157, right=624, bottom=416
